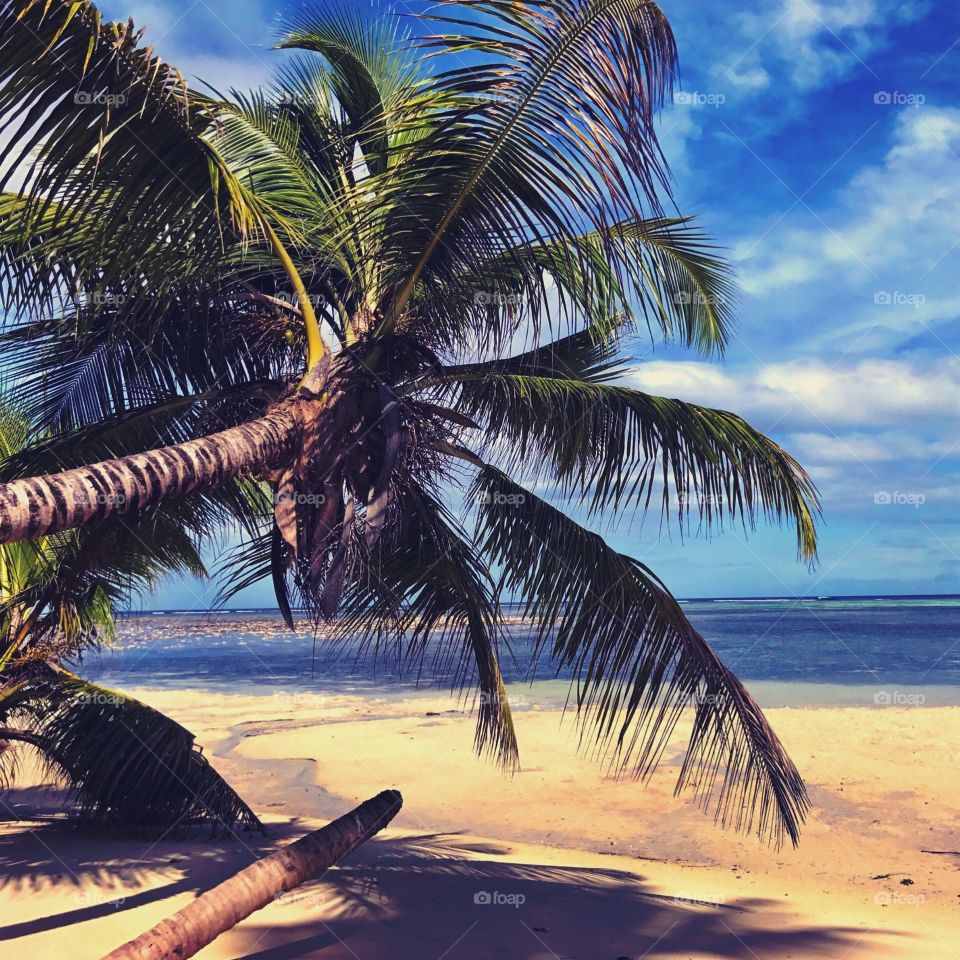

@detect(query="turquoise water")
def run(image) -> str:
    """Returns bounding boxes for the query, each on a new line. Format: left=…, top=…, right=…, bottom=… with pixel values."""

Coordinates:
left=76, top=596, right=960, bottom=705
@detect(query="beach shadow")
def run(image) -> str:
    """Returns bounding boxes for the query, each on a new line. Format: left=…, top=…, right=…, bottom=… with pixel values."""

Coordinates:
left=0, top=815, right=309, bottom=941
left=225, top=832, right=904, bottom=960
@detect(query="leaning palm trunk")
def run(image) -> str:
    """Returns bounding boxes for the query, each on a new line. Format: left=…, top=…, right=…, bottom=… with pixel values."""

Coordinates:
left=0, top=406, right=295, bottom=543
left=102, top=789, right=402, bottom=960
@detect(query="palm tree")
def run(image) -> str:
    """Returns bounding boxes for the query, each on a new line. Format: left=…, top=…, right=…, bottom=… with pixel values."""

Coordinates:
left=0, top=0, right=819, bottom=845
left=0, top=406, right=259, bottom=830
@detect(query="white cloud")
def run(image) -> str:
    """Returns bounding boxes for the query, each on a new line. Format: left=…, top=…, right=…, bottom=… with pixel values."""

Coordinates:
left=727, top=0, right=916, bottom=92
left=624, top=356, right=960, bottom=429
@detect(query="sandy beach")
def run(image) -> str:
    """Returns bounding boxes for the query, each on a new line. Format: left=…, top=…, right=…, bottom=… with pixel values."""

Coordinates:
left=1, top=685, right=957, bottom=959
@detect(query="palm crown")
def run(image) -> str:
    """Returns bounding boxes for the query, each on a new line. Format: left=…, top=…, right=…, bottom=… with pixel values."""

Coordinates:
left=0, top=0, right=818, bottom=844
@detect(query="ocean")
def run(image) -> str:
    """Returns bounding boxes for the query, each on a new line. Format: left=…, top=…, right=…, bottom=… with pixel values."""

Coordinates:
left=78, top=596, right=960, bottom=706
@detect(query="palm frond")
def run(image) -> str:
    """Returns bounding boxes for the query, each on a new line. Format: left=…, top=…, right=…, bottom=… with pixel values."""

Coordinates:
left=439, top=371, right=819, bottom=559
left=472, top=464, right=808, bottom=846
left=0, top=675, right=260, bottom=829
left=384, top=0, right=678, bottom=325
left=277, top=1, right=419, bottom=176
left=332, top=480, right=519, bottom=766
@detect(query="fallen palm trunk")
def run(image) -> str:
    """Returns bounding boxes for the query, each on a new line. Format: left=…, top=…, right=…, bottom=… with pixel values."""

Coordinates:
left=101, top=789, right=402, bottom=960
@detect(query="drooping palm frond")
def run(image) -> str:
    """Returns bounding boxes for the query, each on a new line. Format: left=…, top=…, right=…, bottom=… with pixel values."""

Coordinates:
left=435, top=369, right=819, bottom=560
left=471, top=464, right=808, bottom=846
left=326, top=480, right=519, bottom=766
left=0, top=675, right=260, bottom=829
left=0, top=1, right=252, bottom=312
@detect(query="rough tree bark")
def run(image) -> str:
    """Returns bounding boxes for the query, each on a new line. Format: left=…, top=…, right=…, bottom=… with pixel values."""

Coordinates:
left=0, top=405, right=296, bottom=544
left=101, top=789, right=402, bottom=960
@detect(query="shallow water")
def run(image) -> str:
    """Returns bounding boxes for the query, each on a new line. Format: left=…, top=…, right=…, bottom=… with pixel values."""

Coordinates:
left=75, top=596, right=960, bottom=706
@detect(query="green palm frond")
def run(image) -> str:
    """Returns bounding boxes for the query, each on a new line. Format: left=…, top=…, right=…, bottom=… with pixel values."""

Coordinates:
left=472, top=465, right=808, bottom=846
left=331, top=481, right=519, bottom=766
left=0, top=2, right=250, bottom=309
left=0, top=675, right=260, bottom=829
left=439, top=371, right=818, bottom=560
left=277, top=2, right=419, bottom=176
left=411, top=216, right=734, bottom=357
left=383, top=0, right=678, bottom=325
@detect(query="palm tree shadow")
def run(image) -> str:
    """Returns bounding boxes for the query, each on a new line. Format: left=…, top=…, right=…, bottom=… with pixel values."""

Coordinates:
left=227, top=832, right=905, bottom=959
left=0, top=814, right=308, bottom=940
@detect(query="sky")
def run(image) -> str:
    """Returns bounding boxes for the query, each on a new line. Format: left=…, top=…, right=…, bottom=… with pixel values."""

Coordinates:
left=92, top=0, right=960, bottom=606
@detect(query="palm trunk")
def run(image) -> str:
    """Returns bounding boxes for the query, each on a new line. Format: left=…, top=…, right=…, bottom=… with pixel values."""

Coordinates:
left=0, top=406, right=296, bottom=544
left=101, top=789, right=402, bottom=960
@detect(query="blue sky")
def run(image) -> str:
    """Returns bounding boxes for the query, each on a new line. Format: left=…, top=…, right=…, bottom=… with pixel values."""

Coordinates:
left=103, top=0, right=960, bottom=607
